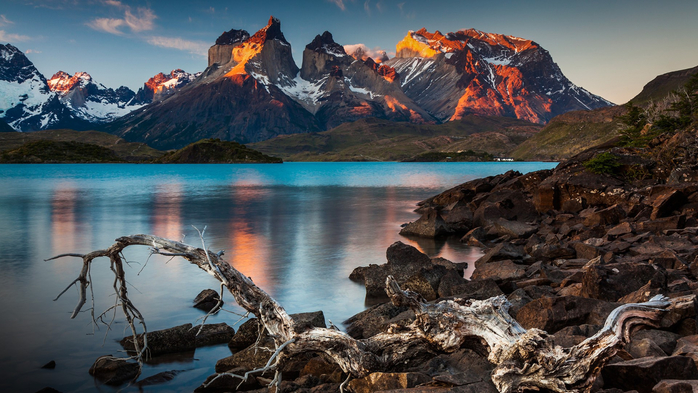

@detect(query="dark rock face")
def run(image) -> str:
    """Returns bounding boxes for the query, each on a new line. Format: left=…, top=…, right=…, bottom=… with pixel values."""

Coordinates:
left=515, top=296, right=618, bottom=333
left=193, top=289, right=221, bottom=312
left=215, top=28, right=250, bottom=46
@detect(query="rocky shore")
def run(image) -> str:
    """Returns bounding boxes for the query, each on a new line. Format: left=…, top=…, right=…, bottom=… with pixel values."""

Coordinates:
left=58, top=128, right=698, bottom=393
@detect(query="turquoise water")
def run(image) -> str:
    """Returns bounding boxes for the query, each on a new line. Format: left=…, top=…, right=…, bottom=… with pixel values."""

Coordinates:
left=0, top=161, right=556, bottom=392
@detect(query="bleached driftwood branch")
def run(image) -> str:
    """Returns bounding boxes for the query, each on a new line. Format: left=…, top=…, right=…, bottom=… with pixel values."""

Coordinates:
left=49, top=234, right=679, bottom=392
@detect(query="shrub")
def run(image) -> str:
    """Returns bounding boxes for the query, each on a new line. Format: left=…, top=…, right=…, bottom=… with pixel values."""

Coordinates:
left=584, top=152, right=620, bottom=175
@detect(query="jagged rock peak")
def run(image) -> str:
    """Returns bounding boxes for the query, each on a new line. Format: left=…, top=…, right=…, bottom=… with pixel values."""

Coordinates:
left=248, top=16, right=288, bottom=45
left=397, top=27, right=538, bottom=58
left=47, top=71, right=93, bottom=93
left=306, top=31, right=346, bottom=57
left=215, top=28, right=250, bottom=45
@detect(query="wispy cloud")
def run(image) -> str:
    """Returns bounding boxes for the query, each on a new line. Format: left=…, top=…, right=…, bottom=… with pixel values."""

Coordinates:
left=364, top=0, right=371, bottom=16
left=376, top=0, right=384, bottom=12
left=146, top=36, right=209, bottom=57
left=87, top=18, right=126, bottom=35
left=25, top=49, right=42, bottom=53
left=0, top=15, right=14, bottom=26
left=327, top=0, right=346, bottom=11
left=87, top=6, right=156, bottom=35
left=0, top=30, right=32, bottom=42
left=102, top=0, right=124, bottom=7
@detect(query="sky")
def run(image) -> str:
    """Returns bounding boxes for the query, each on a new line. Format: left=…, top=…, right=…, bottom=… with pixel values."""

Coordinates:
left=1, top=0, right=697, bottom=105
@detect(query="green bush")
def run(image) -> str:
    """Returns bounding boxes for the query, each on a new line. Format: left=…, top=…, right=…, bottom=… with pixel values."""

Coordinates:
left=584, top=152, right=620, bottom=175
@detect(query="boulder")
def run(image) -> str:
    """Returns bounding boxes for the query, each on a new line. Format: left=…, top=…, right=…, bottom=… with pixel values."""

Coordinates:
left=193, top=289, right=221, bottom=312
left=515, top=296, right=618, bottom=333
left=228, top=318, right=263, bottom=351
left=120, top=323, right=196, bottom=356
left=194, top=323, right=235, bottom=347
left=470, top=260, right=527, bottom=284
left=215, top=344, right=274, bottom=373
left=637, top=216, right=686, bottom=233
left=631, top=330, right=680, bottom=356
left=651, top=190, right=688, bottom=220
left=602, top=356, right=698, bottom=393
left=89, top=355, right=139, bottom=386
left=474, top=243, right=525, bottom=266
left=399, top=209, right=450, bottom=238
left=438, top=274, right=504, bottom=300
left=626, top=338, right=669, bottom=359
left=652, top=379, right=698, bottom=393
left=195, top=368, right=261, bottom=392
left=347, top=372, right=431, bottom=393
left=583, top=204, right=626, bottom=227
left=343, top=302, right=411, bottom=339
left=490, top=218, right=537, bottom=239
left=580, top=263, right=666, bottom=302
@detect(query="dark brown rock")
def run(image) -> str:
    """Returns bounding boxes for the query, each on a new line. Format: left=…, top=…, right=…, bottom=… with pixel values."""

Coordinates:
left=632, top=330, right=681, bottom=355
left=195, top=367, right=261, bottom=392
left=343, top=302, right=410, bottom=339
left=347, top=372, right=431, bottom=393
left=228, top=318, right=263, bottom=351
left=637, top=216, right=686, bottom=233
left=602, top=356, right=698, bottom=393
left=438, top=274, right=504, bottom=300
left=89, top=355, right=139, bottom=386
left=120, top=323, right=196, bottom=356
left=583, top=204, right=626, bottom=227
left=195, top=323, right=235, bottom=347
left=651, top=190, right=688, bottom=220
left=193, top=289, right=221, bottom=312
left=580, top=263, right=666, bottom=302
left=399, top=209, right=450, bottom=238
left=652, top=379, right=698, bottom=393
left=470, top=260, right=527, bottom=283
left=515, top=296, right=618, bottom=333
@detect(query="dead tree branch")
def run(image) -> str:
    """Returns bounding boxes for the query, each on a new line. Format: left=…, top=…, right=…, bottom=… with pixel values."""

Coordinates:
left=50, top=234, right=680, bottom=392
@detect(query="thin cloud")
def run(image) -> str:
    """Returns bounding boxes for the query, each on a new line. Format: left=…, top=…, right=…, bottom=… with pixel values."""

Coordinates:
left=0, top=30, right=32, bottom=42
left=376, top=0, right=384, bottom=12
left=364, top=0, right=371, bottom=16
left=25, top=49, right=42, bottom=53
left=146, top=36, right=209, bottom=57
left=102, top=0, right=124, bottom=8
left=87, top=6, right=156, bottom=35
left=328, top=0, right=346, bottom=11
left=0, top=15, right=14, bottom=26
left=87, top=18, right=125, bottom=35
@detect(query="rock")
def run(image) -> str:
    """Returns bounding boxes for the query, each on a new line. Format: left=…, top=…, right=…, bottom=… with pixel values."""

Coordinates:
left=626, top=338, right=669, bottom=359
left=351, top=242, right=459, bottom=299
left=580, top=263, right=666, bottom=302
left=343, top=302, right=411, bottom=339
left=652, top=379, right=698, bottom=393
left=399, top=209, right=450, bottom=238
left=136, top=370, right=185, bottom=387
left=660, top=295, right=698, bottom=329
left=89, top=355, right=140, bottom=386
left=637, top=216, right=686, bottom=233
left=607, top=221, right=635, bottom=237
left=651, top=190, right=688, bottom=220
left=195, top=323, right=235, bottom=347
left=195, top=367, right=261, bottom=392
left=506, top=289, right=533, bottom=318
left=193, top=289, right=221, bottom=312
left=228, top=318, right=263, bottom=351
left=438, top=274, right=504, bottom=300
left=347, top=372, right=431, bottom=393
left=573, top=241, right=601, bottom=260
left=461, top=227, right=487, bottom=247
left=291, top=311, right=327, bottom=332
left=631, top=330, right=680, bottom=356
left=490, top=218, right=537, bottom=239
left=215, top=344, right=274, bottom=373
left=551, top=324, right=601, bottom=348
left=602, top=356, right=698, bottom=393
left=474, top=242, right=525, bottom=266
left=515, top=296, right=618, bottom=333
left=470, top=260, right=527, bottom=284
left=41, top=360, right=56, bottom=369
left=300, top=356, right=341, bottom=378
left=583, top=204, right=626, bottom=227
left=120, top=323, right=196, bottom=356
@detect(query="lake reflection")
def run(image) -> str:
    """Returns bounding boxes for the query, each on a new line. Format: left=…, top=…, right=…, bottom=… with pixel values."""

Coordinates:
left=0, top=162, right=556, bottom=392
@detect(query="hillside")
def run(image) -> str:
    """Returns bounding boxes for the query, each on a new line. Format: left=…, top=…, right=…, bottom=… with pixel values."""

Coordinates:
left=0, top=129, right=163, bottom=161
left=153, top=139, right=282, bottom=163
left=511, top=65, right=698, bottom=161
left=0, top=140, right=124, bottom=163
left=250, top=115, right=541, bottom=161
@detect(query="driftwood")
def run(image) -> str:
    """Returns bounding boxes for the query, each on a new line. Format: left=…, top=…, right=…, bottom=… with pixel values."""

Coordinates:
left=49, top=234, right=680, bottom=392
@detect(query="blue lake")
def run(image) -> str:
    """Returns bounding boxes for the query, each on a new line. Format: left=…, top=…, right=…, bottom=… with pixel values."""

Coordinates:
left=0, top=161, right=556, bottom=392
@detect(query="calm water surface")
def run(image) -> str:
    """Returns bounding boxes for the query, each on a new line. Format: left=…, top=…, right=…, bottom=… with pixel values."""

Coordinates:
left=0, top=162, right=556, bottom=392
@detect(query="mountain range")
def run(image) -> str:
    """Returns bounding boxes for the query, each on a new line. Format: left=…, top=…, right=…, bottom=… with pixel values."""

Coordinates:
left=2, top=16, right=612, bottom=149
